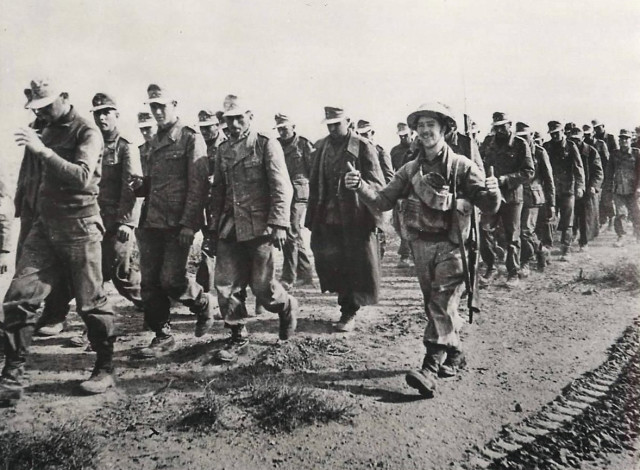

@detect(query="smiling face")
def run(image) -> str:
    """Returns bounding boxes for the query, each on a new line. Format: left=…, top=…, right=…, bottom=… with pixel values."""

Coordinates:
left=416, top=115, right=445, bottom=149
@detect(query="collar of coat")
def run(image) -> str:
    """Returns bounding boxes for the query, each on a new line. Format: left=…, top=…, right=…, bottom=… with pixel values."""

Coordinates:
left=151, top=118, right=183, bottom=149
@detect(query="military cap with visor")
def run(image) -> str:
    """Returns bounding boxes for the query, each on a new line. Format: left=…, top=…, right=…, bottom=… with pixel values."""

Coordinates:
left=274, top=113, right=292, bottom=129
left=406, top=102, right=456, bottom=130
left=582, top=124, right=593, bottom=134
left=222, top=94, right=250, bottom=117
left=322, top=106, right=348, bottom=124
left=91, top=92, right=118, bottom=113
left=24, top=77, right=62, bottom=110
left=396, top=122, right=410, bottom=135
left=619, top=129, right=633, bottom=139
left=515, top=121, right=531, bottom=136
left=198, top=109, right=217, bottom=127
left=491, top=112, right=511, bottom=127
left=356, top=119, right=373, bottom=134
left=569, top=127, right=584, bottom=138
left=547, top=121, right=563, bottom=134
left=145, top=84, right=175, bottom=105
left=137, top=111, right=155, bottom=128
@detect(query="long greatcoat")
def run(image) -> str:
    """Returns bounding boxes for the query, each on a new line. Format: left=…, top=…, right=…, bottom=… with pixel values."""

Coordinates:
left=305, top=131, right=385, bottom=306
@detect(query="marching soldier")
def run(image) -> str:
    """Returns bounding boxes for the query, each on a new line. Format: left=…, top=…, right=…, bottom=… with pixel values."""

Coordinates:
left=274, top=113, right=315, bottom=289
left=1, top=78, right=117, bottom=400
left=604, top=129, right=640, bottom=246
left=390, top=122, right=414, bottom=267
left=91, top=93, right=142, bottom=306
left=137, top=111, right=157, bottom=167
left=195, top=109, right=226, bottom=292
left=343, top=102, right=501, bottom=397
left=515, top=122, right=555, bottom=275
left=305, top=107, right=385, bottom=332
left=479, top=112, right=534, bottom=286
left=131, top=84, right=216, bottom=358
left=543, top=121, right=585, bottom=260
left=208, top=95, right=298, bottom=361
left=568, top=127, right=603, bottom=250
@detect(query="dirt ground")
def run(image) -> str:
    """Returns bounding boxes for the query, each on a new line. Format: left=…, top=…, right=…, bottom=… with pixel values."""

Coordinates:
left=1, top=225, right=639, bottom=470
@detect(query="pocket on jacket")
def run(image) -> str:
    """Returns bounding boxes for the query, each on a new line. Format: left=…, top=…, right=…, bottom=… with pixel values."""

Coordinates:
left=243, top=159, right=263, bottom=182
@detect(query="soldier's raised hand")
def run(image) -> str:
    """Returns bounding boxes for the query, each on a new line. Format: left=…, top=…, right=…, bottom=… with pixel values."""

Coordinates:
left=14, top=127, right=47, bottom=155
left=344, top=161, right=361, bottom=190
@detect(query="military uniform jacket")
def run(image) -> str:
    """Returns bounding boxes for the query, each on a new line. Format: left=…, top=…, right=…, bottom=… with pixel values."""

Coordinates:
left=605, top=147, right=640, bottom=195
left=390, top=142, right=411, bottom=171
left=576, top=142, right=604, bottom=195
left=205, top=133, right=227, bottom=177
left=482, top=133, right=534, bottom=204
left=278, top=133, right=313, bottom=203
left=447, top=132, right=485, bottom=177
left=37, top=106, right=104, bottom=220
left=209, top=129, right=293, bottom=242
left=523, top=143, right=555, bottom=208
left=544, top=139, right=586, bottom=198
left=305, top=131, right=385, bottom=232
left=375, top=143, right=395, bottom=184
left=139, top=119, right=208, bottom=230
left=98, top=131, right=141, bottom=229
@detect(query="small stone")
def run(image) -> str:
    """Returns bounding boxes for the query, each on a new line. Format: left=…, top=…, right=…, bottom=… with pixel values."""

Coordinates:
left=514, top=403, right=523, bottom=412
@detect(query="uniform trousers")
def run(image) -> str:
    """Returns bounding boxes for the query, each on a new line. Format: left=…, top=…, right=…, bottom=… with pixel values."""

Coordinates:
left=281, top=202, right=313, bottom=285
left=520, top=205, right=540, bottom=266
left=613, top=193, right=640, bottom=238
left=480, top=202, right=522, bottom=275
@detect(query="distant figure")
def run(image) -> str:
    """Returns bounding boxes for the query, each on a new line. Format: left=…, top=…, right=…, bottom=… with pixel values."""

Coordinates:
left=390, top=122, right=414, bottom=267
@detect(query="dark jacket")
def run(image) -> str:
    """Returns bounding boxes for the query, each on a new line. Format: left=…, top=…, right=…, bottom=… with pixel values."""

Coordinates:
left=482, top=133, right=535, bottom=204
left=137, top=119, right=208, bottom=230
left=278, top=133, right=313, bottom=203
left=375, top=143, right=394, bottom=183
left=14, top=118, right=46, bottom=219
left=98, top=131, right=141, bottom=228
left=575, top=141, right=604, bottom=195
left=447, top=132, right=485, bottom=177
left=544, top=138, right=585, bottom=198
left=305, top=131, right=385, bottom=305
left=523, top=142, right=555, bottom=207
left=390, top=141, right=411, bottom=171
left=605, top=147, right=640, bottom=195
left=209, top=129, right=293, bottom=241
left=37, top=106, right=104, bottom=219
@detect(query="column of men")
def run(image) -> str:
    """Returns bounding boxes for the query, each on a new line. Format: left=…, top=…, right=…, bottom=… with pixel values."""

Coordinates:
left=1, top=77, right=639, bottom=403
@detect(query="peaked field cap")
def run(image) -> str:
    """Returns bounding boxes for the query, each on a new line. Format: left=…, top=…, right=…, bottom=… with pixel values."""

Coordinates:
left=619, top=129, right=633, bottom=138
left=24, top=77, right=62, bottom=109
left=274, top=113, right=292, bottom=128
left=356, top=119, right=372, bottom=133
left=407, top=102, right=456, bottom=130
left=582, top=124, right=593, bottom=134
left=570, top=127, right=584, bottom=138
left=515, top=121, right=531, bottom=136
left=91, top=92, right=117, bottom=112
left=533, top=131, right=542, bottom=139
left=564, top=122, right=576, bottom=132
left=222, top=94, right=250, bottom=117
left=322, top=106, right=347, bottom=124
left=215, top=110, right=228, bottom=129
left=547, top=120, right=563, bottom=133
left=145, top=84, right=175, bottom=105
left=591, top=119, right=604, bottom=127
left=492, top=112, right=511, bottom=126
left=198, top=109, right=217, bottom=126
left=397, top=122, right=410, bottom=135
left=137, top=111, right=155, bottom=128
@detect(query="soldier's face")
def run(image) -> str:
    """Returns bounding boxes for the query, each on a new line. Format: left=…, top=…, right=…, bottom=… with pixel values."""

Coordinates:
left=416, top=116, right=445, bottom=148
left=550, top=131, right=563, bottom=142
left=150, top=102, right=177, bottom=128
left=594, top=125, right=605, bottom=136
left=619, top=137, right=631, bottom=150
left=139, top=126, right=156, bottom=143
left=569, top=136, right=583, bottom=145
left=225, top=112, right=252, bottom=138
left=33, top=95, right=68, bottom=124
left=399, top=134, right=410, bottom=144
left=200, top=124, right=218, bottom=141
left=327, top=120, right=349, bottom=139
left=93, top=108, right=118, bottom=133
left=277, top=123, right=295, bottom=140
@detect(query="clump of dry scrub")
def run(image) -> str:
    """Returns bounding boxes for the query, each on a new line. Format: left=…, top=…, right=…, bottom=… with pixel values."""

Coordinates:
left=174, top=387, right=229, bottom=432
left=578, top=258, right=640, bottom=290
left=0, top=421, right=100, bottom=470
left=245, top=377, right=353, bottom=433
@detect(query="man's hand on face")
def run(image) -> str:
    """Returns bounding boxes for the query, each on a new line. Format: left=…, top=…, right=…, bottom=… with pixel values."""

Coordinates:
left=14, top=127, right=47, bottom=155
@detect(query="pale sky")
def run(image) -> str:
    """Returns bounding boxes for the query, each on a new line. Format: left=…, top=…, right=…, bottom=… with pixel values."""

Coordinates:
left=1, top=0, right=639, bottom=182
